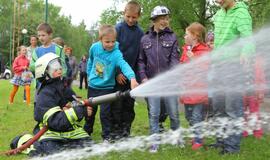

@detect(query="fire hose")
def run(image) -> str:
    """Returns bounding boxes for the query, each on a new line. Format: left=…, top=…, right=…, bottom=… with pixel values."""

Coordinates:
left=3, top=91, right=130, bottom=156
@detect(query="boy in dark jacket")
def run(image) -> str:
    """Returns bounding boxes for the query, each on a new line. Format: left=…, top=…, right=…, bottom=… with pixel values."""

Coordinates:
left=110, top=0, right=144, bottom=139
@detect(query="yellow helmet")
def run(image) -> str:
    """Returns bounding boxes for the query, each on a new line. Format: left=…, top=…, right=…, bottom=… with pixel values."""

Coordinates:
left=10, top=134, right=35, bottom=154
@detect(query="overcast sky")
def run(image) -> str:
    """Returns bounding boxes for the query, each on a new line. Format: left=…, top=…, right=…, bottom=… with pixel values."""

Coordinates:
left=49, top=0, right=124, bottom=29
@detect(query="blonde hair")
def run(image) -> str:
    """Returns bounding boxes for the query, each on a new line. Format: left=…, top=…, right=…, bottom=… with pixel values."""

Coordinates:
left=186, top=22, right=206, bottom=43
left=98, top=25, right=117, bottom=40
left=52, top=37, right=65, bottom=47
left=17, top=45, right=26, bottom=56
left=125, top=1, right=141, bottom=15
left=17, top=45, right=26, bottom=52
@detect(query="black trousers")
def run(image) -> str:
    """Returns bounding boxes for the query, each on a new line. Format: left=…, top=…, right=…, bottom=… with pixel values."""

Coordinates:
left=29, top=137, right=92, bottom=157
left=110, top=83, right=135, bottom=138
left=79, top=72, right=88, bottom=89
left=84, top=87, right=115, bottom=140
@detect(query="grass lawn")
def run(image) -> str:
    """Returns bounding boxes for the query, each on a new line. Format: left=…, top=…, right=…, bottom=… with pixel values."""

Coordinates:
left=0, top=79, right=270, bottom=160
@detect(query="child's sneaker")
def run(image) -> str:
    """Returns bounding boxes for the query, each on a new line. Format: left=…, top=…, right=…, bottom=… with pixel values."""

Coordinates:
left=253, top=129, right=263, bottom=139
left=159, top=123, right=165, bottom=133
left=149, top=144, right=159, bottom=153
left=103, top=137, right=112, bottom=144
left=192, top=143, right=203, bottom=150
left=191, top=138, right=195, bottom=145
left=242, top=131, right=249, bottom=137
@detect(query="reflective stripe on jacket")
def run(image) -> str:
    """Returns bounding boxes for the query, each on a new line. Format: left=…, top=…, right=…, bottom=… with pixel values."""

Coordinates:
left=39, top=106, right=89, bottom=140
left=34, top=78, right=89, bottom=140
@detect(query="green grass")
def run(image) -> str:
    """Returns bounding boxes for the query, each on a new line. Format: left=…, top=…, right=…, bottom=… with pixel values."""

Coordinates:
left=0, top=79, right=270, bottom=160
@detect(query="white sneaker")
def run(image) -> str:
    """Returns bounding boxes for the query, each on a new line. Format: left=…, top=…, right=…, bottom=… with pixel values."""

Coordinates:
left=149, top=144, right=159, bottom=153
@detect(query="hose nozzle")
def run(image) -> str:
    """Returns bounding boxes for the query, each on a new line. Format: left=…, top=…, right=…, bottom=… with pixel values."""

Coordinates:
left=84, top=90, right=131, bottom=106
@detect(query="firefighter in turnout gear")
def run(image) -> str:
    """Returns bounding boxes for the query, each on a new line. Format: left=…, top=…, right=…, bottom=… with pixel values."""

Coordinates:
left=10, top=53, right=93, bottom=157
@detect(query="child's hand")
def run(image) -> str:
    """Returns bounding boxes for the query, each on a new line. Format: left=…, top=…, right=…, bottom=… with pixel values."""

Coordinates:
left=63, top=102, right=72, bottom=110
left=116, top=73, right=127, bottom=85
left=141, top=78, right=148, bottom=83
left=130, top=78, right=139, bottom=89
left=86, top=106, right=93, bottom=116
left=240, top=54, right=249, bottom=67
left=257, top=93, right=264, bottom=103
left=187, top=51, right=194, bottom=59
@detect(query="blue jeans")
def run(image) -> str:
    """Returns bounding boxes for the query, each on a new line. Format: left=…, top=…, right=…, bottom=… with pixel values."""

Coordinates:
left=212, top=91, right=243, bottom=152
left=146, top=96, right=180, bottom=135
left=184, top=104, right=204, bottom=144
left=211, top=61, right=244, bottom=153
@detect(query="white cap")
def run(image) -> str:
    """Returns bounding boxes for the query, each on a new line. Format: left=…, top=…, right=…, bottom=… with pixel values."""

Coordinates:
left=150, top=6, right=170, bottom=20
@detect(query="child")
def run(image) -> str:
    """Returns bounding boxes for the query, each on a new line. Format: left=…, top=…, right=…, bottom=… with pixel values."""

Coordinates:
left=23, top=35, right=38, bottom=102
left=26, top=35, right=38, bottom=61
left=9, top=46, right=31, bottom=105
left=179, top=22, right=210, bottom=150
left=78, top=55, right=88, bottom=89
left=84, top=24, right=138, bottom=141
left=204, top=31, right=215, bottom=119
left=52, top=37, right=73, bottom=84
left=206, top=31, right=214, bottom=50
left=65, top=47, right=78, bottom=87
left=30, top=23, right=68, bottom=78
left=137, top=6, right=180, bottom=152
left=111, top=0, right=144, bottom=139
left=242, top=55, right=266, bottom=138
left=10, top=53, right=92, bottom=156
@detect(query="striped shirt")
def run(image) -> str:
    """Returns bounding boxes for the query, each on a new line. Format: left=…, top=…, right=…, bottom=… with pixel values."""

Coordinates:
left=213, top=2, right=253, bottom=59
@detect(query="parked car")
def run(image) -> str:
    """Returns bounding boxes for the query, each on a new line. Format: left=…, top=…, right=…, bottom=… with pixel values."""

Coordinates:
left=3, top=68, right=12, bottom=79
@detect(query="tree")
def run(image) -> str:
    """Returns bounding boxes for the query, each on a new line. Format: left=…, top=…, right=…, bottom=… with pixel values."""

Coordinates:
left=0, top=0, right=94, bottom=64
left=98, top=0, right=218, bottom=44
left=99, top=0, right=270, bottom=45
left=248, top=0, right=270, bottom=29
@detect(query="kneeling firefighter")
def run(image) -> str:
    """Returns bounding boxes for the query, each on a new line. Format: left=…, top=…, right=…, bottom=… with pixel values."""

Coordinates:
left=10, top=53, right=92, bottom=156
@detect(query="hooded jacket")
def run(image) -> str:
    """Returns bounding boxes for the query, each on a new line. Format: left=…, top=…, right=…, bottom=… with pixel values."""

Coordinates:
left=87, top=41, right=135, bottom=89
left=12, top=54, right=29, bottom=76
left=213, top=2, right=253, bottom=59
left=179, top=43, right=210, bottom=104
left=138, top=27, right=180, bottom=80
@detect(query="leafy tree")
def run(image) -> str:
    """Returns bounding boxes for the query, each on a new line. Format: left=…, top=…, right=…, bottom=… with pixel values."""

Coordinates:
left=98, top=0, right=219, bottom=44
left=99, top=0, right=270, bottom=45
left=0, top=0, right=13, bottom=62
left=248, top=0, right=270, bottom=29
left=0, top=0, right=93, bottom=64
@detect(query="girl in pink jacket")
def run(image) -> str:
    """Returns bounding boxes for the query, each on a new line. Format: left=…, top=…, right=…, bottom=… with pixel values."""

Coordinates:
left=179, top=22, right=210, bottom=150
left=242, top=56, right=266, bottom=138
left=9, top=46, right=32, bottom=105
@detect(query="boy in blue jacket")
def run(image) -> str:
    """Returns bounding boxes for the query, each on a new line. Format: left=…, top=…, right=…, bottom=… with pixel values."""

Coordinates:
left=84, top=24, right=138, bottom=141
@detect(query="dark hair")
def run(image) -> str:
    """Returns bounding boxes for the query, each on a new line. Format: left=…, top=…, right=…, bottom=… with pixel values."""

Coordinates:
left=37, top=23, right=53, bottom=34
left=29, top=35, right=38, bottom=40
